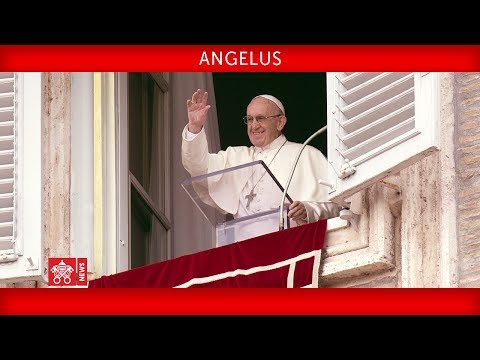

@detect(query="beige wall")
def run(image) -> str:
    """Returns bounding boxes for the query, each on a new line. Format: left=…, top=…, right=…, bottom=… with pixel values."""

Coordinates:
left=455, top=73, right=480, bottom=287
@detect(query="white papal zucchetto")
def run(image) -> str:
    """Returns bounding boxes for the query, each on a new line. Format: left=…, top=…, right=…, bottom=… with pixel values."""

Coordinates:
left=253, top=94, right=285, bottom=115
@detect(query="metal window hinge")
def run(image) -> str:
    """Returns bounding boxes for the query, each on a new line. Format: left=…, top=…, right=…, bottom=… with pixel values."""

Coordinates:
left=0, top=250, right=18, bottom=264
left=339, top=161, right=356, bottom=179
left=339, top=208, right=360, bottom=232
left=329, top=159, right=357, bottom=180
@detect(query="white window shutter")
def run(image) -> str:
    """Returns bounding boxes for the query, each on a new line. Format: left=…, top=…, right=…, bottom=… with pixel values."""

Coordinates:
left=327, top=72, right=440, bottom=204
left=0, top=73, right=42, bottom=282
left=0, top=73, right=16, bottom=263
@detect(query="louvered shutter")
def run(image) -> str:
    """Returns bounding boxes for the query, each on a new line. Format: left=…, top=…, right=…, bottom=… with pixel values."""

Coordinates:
left=327, top=72, right=440, bottom=204
left=0, top=73, right=16, bottom=264
left=0, top=72, right=42, bottom=282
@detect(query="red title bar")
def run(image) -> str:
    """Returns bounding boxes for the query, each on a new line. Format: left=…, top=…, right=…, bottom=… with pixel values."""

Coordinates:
left=0, top=45, right=479, bottom=71
left=1, top=288, right=479, bottom=315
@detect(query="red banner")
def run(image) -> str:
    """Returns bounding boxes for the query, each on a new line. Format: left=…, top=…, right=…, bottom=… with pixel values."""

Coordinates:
left=1, top=288, right=479, bottom=315
left=0, top=45, right=479, bottom=71
left=89, top=220, right=326, bottom=288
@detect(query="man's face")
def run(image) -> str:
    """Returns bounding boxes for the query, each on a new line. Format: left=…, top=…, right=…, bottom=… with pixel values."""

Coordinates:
left=246, top=98, right=285, bottom=148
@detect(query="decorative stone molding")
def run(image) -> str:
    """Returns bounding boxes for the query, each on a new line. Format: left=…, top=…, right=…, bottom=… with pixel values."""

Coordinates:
left=320, top=181, right=398, bottom=284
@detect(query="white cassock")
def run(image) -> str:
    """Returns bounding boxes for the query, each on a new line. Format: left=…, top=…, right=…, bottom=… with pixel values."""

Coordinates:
left=181, top=126, right=341, bottom=243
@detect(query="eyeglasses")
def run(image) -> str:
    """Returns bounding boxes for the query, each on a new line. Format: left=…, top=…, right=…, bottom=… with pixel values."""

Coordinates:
left=243, top=114, right=283, bottom=125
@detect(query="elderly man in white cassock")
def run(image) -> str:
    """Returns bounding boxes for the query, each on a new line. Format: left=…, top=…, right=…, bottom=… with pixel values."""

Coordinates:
left=181, top=89, right=341, bottom=242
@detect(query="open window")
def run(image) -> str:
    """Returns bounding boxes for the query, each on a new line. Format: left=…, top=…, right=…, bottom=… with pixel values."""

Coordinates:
left=116, top=72, right=173, bottom=272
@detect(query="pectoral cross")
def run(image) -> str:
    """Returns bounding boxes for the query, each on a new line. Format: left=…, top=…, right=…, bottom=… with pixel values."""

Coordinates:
left=245, top=189, right=256, bottom=209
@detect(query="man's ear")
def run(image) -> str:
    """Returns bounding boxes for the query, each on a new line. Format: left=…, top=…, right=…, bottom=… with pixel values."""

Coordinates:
left=277, top=116, right=286, bottom=131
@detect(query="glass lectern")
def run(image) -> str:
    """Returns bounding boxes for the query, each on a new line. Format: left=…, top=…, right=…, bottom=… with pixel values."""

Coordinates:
left=181, top=160, right=293, bottom=248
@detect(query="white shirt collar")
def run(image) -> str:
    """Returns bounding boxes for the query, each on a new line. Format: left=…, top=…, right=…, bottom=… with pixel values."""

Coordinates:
left=254, top=134, right=287, bottom=152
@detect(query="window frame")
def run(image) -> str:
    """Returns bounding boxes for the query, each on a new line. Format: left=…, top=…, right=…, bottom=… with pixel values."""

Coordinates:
left=115, top=72, right=172, bottom=273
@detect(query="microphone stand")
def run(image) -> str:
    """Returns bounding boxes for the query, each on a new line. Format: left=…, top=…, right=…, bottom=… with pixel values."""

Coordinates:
left=279, top=125, right=327, bottom=230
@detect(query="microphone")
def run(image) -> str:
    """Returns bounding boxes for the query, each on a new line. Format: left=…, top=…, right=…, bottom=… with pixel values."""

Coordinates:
left=278, top=125, right=328, bottom=230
